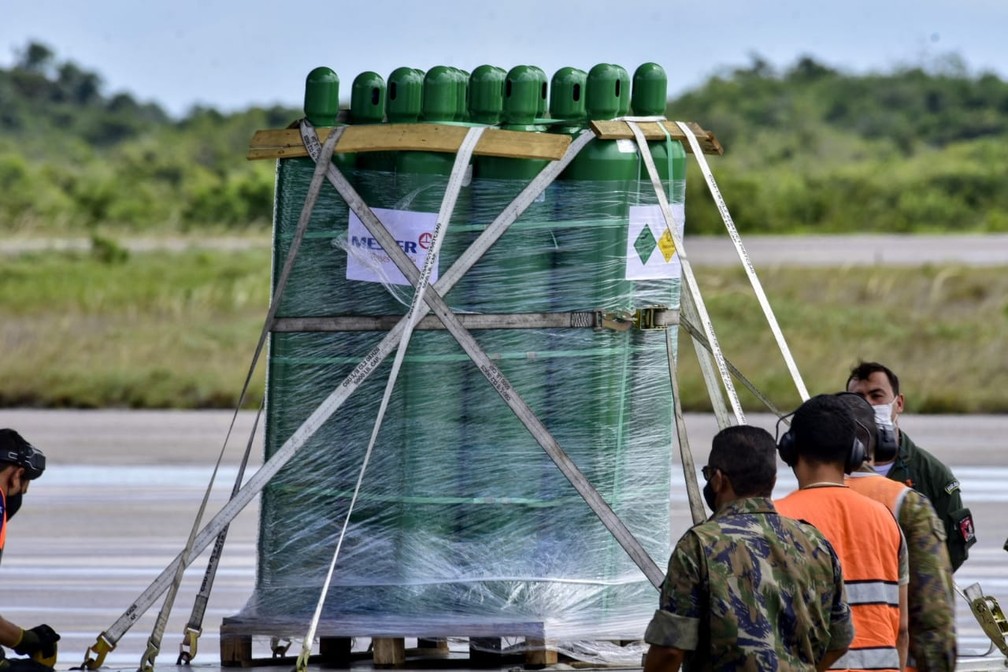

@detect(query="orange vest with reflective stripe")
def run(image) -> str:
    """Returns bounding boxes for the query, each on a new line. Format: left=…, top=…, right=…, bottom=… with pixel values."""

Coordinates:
left=845, top=473, right=922, bottom=672
left=776, top=485, right=903, bottom=672
left=846, top=472, right=910, bottom=519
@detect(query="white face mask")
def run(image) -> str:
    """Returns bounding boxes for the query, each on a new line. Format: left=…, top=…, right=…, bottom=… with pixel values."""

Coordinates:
left=872, top=400, right=896, bottom=430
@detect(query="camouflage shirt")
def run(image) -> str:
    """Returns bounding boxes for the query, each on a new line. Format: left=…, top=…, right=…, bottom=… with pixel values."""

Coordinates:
left=849, top=471, right=957, bottom=671
left=644, top=497, right=853, bottom=671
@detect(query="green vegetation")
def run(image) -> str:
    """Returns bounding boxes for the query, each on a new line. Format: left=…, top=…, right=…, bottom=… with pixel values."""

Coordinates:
left=1, top=246, right=1005, bottom=412
left=0, top=245, right=268, bottom=408
left=671, top=55, right=1008, bottom=235
left=2, top=44, right=1007, bottom=410
left=0, top=42, right=291, bottom=233
left=4, top=44, right=1008, bottom=235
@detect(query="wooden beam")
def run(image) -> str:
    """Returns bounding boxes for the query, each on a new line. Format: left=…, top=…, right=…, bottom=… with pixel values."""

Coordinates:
left=590, top=119, right=724, bottom=155
left=247, top=124, right=571, bottom=161
left=246, top=119, right=723, bottom=160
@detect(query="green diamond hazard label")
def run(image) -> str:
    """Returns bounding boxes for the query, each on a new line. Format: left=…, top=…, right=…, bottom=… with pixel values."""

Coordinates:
left=634, top=226, right=658, bottom=264
left=625, top=204, right=685, bottom=280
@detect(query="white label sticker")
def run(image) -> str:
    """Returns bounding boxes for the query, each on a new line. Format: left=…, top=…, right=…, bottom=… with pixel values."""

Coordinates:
left=346, top=208, right=439, bottom=286
left=625, top=204, right=685, bottom=280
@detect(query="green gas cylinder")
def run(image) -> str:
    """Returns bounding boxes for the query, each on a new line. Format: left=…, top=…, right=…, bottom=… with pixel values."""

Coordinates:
left=351, top=71, right=391, bottom=172
left=549, top=63, right=641, bottom=595
left=548, top=66, right=587, bottom=136
left=468, top=64, right=505, bottom=125
left=632, top=62, right=686, bottom=201
left=392, top=65, right=474, bottom=574
left=303, top=66, right=355, bottom=174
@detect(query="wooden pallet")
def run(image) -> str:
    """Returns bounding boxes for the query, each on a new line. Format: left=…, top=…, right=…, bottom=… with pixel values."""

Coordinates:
left=219, top=613, right=572, bottom=669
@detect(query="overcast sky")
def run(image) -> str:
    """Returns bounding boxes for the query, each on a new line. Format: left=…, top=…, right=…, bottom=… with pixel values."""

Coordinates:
left=3, top=0, right=1007, bottom=118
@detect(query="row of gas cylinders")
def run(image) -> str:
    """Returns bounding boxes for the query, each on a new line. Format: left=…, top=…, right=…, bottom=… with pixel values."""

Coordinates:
left=301, top=62, right=684, bottom=183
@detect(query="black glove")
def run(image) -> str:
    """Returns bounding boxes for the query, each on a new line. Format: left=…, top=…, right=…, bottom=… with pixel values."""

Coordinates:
left=12, top=625, right=59, bottom=658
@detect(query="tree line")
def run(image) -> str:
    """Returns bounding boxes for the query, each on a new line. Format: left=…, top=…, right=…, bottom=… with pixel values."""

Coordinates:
left=3, top=42, right=1008, bottom=234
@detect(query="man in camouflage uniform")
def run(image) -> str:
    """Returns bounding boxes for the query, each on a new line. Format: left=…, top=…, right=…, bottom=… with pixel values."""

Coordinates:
left=846, top=361, right=975, bottom=571
left=837, top=393, right=957, bottom=672
left=643, top=425, right=853, bottom=672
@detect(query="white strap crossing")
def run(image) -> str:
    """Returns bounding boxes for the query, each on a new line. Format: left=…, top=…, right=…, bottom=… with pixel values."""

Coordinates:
left=673, top=121, right=809, bottom=402
left=626, top=120, right=745, bottom=424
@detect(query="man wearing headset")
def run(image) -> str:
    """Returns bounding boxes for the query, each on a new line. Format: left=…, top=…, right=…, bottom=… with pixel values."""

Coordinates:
left=0, top=429, right=60, bottom=672
left=846, top=361, right=974, bottom=571
left=836, top=392, right=956, bottom=672
left=643, top=425, right=853, bottom=672
left=775, top=394, right=909, bottom=672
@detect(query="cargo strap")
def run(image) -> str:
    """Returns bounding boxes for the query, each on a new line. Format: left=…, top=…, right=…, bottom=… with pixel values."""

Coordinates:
left=78, top=128, right=347, bottom=672
left=77, top=129, right=601, bottom=666
left=626, top=119, right=745, bottom=425
left=294, top=125, right=483, bottom=672
left=673, top=120, right=809, bottom=402
left=176, top=402, right=263, bottom=665
left=140, top=126, right=347, bottom=672
left=678, top=314, right=785, bottom=418
left=666, top=326, right=706, bottom=525
left=298, top=123, right=665, bottom=595
left=271, top=307, right=678, bottom=332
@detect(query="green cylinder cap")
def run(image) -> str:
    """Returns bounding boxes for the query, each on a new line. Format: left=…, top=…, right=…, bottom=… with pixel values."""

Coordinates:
left=423, top=66, right=457, bottom=122
left=549, top=67, right=587, bottom=123
left=469, top=65, right=506, bottom=124
left=304, top=66, right=340, bottom=126
left=632, top=62, right=667, bottom=116
left=502, top=65, right=540, bottom=126
left=585, top=63, right=622, bottom=120
left=387, top=67, right=424, bottom=122
left=350, top=71, right=386, bottom=124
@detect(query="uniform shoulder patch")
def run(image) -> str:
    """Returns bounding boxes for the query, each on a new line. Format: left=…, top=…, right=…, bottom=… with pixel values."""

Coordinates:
left=944, top=480, right=961, bottom=494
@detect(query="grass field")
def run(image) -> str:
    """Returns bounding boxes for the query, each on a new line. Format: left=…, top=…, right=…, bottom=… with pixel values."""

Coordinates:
left=2, top=241, right=1006, bottom=412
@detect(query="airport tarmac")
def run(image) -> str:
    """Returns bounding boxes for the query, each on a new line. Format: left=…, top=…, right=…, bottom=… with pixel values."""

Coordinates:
left=0, top=409, right=1005, bottom=670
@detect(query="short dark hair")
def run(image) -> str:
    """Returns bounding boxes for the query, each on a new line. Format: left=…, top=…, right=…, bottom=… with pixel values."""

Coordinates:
left=709, top=425, right=777, bottom=497
left=847, top=361, right=900, bottom=395
left=834, top=391, right=876, bottom=458
left=790, top=394, right=857, bottom=468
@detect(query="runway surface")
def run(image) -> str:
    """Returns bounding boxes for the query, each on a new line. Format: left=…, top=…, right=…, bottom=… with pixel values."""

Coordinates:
left=0, top=409, right=1004, bottom=670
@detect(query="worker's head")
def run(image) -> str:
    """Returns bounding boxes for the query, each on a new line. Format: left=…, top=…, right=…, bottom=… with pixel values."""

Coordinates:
left=703, top=425, right=777, bottom=512
left=845, top=360, right=904, bottom=422
left=777, top=394, right=866, bottom=475
left=834, top=392, right=876, bottom=465
left=844, top=361, right=903, bottom=461
left=0, top=429, right=46, bottom=504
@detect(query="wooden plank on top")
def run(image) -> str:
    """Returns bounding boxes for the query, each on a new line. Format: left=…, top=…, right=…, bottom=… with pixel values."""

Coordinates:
left=247, top=124, right=571, bottom=161
left=590, top=119, right=724, bottom=155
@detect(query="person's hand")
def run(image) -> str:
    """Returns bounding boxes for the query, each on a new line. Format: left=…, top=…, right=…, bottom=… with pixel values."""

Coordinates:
left=12, top=625, right=60, bottom=657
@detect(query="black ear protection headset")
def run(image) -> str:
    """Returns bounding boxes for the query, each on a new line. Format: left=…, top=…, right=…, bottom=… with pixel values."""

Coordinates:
left=775, top=410, right=870, bottom=474
left=0, top=429, right=46, bottom=480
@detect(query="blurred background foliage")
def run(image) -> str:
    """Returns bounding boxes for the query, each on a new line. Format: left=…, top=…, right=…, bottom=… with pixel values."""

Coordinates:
left=3, top=44, right=1008, bottom=234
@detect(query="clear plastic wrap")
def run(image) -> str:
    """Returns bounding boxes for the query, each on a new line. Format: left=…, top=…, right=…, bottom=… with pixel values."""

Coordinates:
left=226, top=146, right=686, bottom=653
